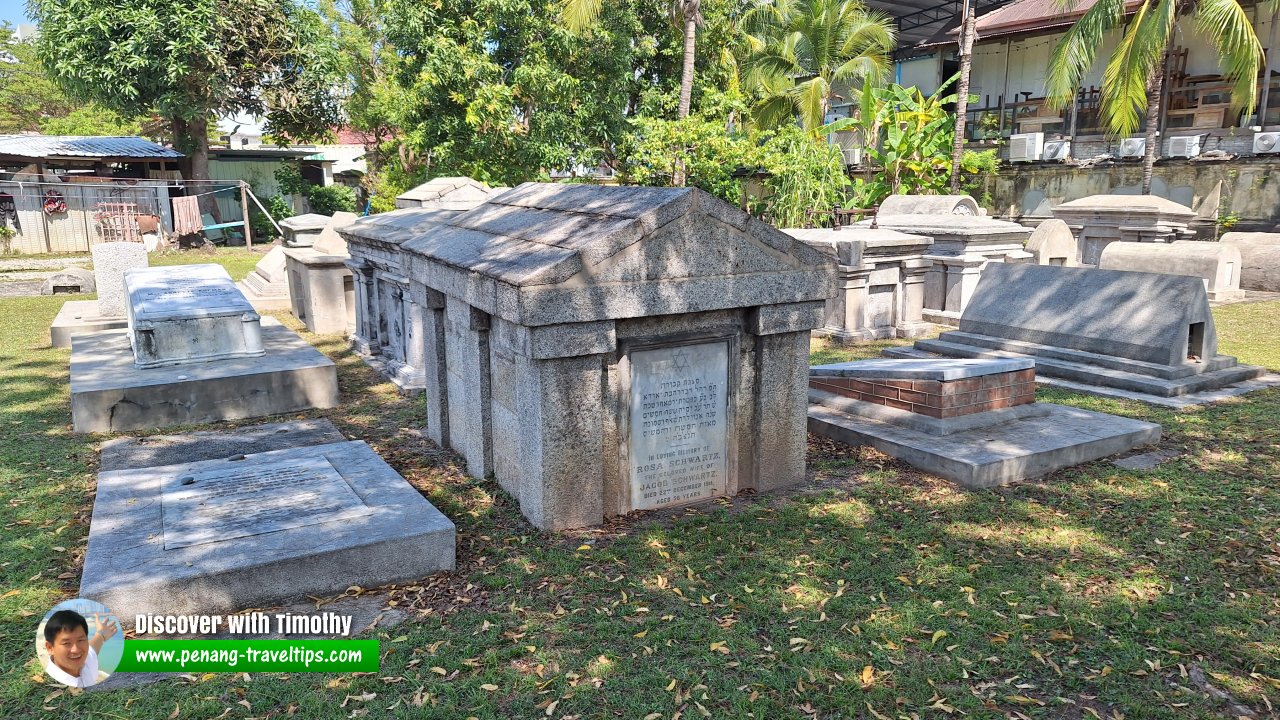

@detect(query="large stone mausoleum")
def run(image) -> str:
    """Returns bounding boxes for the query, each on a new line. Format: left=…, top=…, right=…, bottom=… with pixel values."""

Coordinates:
left=357, top=183, right=836, bottom=530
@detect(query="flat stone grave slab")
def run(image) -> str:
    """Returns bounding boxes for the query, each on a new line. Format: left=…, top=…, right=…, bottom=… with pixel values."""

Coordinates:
left=124, top=264, right=264, bottom=368
left=99, top=418, right=345, bottom=471
left=70, top=317, right=338, bottom=433
left=50, top=300, right=129, bottom=348
left=808, top=401, right=1161, bottom=489
left=81, top=440, right=456, bottom=620
left=811, top=357, right=1034, bottom=381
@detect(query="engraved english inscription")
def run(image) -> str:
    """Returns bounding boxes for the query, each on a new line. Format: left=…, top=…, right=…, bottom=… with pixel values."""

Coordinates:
left=161, top=456, right=373, bottom=550
left=629, top=342, right=729, bottom=511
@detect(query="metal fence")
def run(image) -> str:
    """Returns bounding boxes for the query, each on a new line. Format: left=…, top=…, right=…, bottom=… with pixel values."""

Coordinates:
left=0, top=177, right=241, bottom=254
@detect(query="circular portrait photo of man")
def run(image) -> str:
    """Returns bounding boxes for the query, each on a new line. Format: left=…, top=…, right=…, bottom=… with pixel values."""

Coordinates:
left=35, top=598, right=123, bottom=688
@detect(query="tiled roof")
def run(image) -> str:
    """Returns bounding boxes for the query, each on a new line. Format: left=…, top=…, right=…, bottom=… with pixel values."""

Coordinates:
left=0, top=135, right=183, bottom=160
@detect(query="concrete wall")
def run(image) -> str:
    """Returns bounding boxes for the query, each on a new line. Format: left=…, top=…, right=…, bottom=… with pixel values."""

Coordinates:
left=983, top=157, right=1280, bottom=234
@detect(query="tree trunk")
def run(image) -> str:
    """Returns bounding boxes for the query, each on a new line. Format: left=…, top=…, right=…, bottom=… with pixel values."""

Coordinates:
left=673, top=8, right=699, bottom=187
left=1141, top=47, right=1169, bottom=195
left=678, top=15, right=697, bottom=118
left=173, top=116, right=221, bottom=223
left=949, top=6, right=976, bottom=193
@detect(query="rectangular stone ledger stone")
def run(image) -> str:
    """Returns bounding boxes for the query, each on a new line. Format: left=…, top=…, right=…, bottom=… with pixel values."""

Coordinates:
left=124, top=264, right=264, bottom=368
left=628, top=341, right=730, bottom=511
left=162, top=456, right=374, bottom=549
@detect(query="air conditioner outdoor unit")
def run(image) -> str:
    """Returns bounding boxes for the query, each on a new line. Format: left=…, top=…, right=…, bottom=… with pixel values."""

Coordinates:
left=1119, top=137, right=1147, bottom=158
left=1042, top=140, right=1071, bottom=161
left=1009, top=132, right=1044, bottom=162
left=1254, top=131, right=1280, bottom=154
left=841, top=147, right=863, bottom=166
left=1165, top=135, right=1202, bottom=158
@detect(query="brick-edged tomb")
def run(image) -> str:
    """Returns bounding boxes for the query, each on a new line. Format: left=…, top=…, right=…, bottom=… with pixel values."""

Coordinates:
left=808, top=358, right=1161, bottom=488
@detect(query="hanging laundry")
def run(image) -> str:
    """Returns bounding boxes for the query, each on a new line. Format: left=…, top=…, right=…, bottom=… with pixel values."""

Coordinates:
left=0, top=192, right=19, bottom=233
left=172, top=195, right=202, bottom=235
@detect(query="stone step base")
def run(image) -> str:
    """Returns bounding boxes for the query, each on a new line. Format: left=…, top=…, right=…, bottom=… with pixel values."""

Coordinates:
left=936, top=330, right=1235, bottom=380
left=808, top=401, right=1161, bottom=488
left=903, top=337, right=1265, bottom=397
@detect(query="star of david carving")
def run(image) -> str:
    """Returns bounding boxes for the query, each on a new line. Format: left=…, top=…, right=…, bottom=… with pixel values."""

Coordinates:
left=672, top=348, right=691, bottom=373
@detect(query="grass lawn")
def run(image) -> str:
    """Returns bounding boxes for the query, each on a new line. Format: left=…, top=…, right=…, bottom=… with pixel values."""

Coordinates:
left=1, top=253, right=1277, bottom=719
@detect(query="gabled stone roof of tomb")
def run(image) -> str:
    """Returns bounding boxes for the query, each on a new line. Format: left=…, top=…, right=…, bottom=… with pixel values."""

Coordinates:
left=342, top=207, right=468, bottom=247
left=396, top=176, right=492, bottom=203
left=398, top=182, right=833, bottom=288
left=1055, top=194, right=1195, bottom=216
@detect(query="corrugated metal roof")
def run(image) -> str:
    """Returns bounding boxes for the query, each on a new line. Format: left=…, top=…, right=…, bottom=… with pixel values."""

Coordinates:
left=0, top=135, right=183, bottom=160
left=972, top=0, right=1141, bottom=38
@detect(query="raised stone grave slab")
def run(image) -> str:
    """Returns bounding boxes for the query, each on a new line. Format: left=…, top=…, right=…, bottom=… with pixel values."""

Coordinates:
left=1098, top=241, right=1244, bottom=302
left=890, top=263, right=1267, bottom=401
left=70, top=317, right=338, bottom=432
left=807, top=357, right=1161, bottom=487
left=1221, top=232, right=1280, bottom=292
left=100, top=419, right=346, bottom=471
left=237, top=246, right=293, bottom=311
left=50, top=300, right=129, bottom=348
left=280, top=213, right=330, bottom=247
left=124, top=264, right=264, bottom=368
left=81, top=440, right=456, bottom=618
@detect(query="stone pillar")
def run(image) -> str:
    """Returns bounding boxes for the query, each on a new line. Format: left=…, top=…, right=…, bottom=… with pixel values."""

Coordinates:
left=416, top=284, right=449, bottom=446
left=896, top=259, right=933, bottom=338
left=923, top=260, right=948, bottom=314
left=396, top=288, right=427, bottom=390
left=838, top=268, right=871, bottom=339
left=345, top=260, right=376, bottom=355
left=746, top=302, right=824, bottom=493
left=444, top=295, right=492, bottom=478
left=948, top=255, right=988, bottom=314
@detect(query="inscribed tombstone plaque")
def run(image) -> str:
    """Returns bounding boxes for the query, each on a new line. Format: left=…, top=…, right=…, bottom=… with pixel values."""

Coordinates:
left=628, top=342, right=729, bottom=511
left=161, top=456, right=374, bottom=549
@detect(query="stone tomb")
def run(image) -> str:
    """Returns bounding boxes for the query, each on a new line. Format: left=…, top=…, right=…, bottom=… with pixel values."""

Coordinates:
left=70, top=265, right=336, bottom=431
left=41, top=266, right=95, bottom=295
left=344, top=178, right=498, bottom=392
left=888, top=263, right=1268, bottom=404
left=1098, top=241, right=1244, bottom=302
left=1052, top=194, right=1196, bottom=265
left=50, top=241, right=149, bottom=348
left=1025, top=219, right=1079, bottom=267
left=877, top=194, right=981, bottom=215
left=392, top=183, right=835, bottom=530
left=1221, top=232, right=1280, bottom=292
left=395, top=176, right=495, bottom=210
left=123, top=264, right=264, bottom=368
left=82, top=435, right=455, bottom=618
left=279, top=213, right=331, bottom=247
left=236, top=245, right=292, bottom=311
left=284, top=212, right=359, bottom=335
left=857, top=212, right=1032, bottom=325
left=807, top=358, right=1160, bottom=488
left=785, top=226, right=933, bottom=342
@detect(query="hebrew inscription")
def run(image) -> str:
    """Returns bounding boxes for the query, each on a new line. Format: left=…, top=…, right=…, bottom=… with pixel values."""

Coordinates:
left=628, top=341, right=729, bottom=511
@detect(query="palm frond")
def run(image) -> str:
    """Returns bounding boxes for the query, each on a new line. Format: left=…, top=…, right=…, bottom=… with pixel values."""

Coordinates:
left=753, top=92, right=799, bottom=129
left=1195, top=0, right=1263, bottom=117
left=1098, top=0, right=1172, bottom=137
left=1044, top=0, right=1128, bottom=109
left=560, top=0, right=604, bottom=34
left=789, top=75, right=831, bottom=134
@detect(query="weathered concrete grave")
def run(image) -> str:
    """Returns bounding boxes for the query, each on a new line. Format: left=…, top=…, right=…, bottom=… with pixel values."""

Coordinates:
left=1098, top=241, right=1244, bottom=302
left=1025, top=219, right=1079, bottom=267
left=284, top=212, right=359, bottom=335
left=279, top=213, right=331, bottom=247
left=877, top=194, right=980, bottom=215
left=785, top=226, right=934, bottom=342
left=886, top=263, right=1270, bottom=405
left=807, top=358, right=1161, bottom=488
left=1221, top=232, right=1280, bottom=292
left=1052, top=195, right=1196, bottom=265
left=41, top=266, right=96, bottom=295
left=397, top=182, right=835, bottom=530
left=81, top=437, right=455, bottom=619
left=395, top=176, right=495, bottom=210
left=856, top=212, right=1033, bottom=325
left=123, top=264, right=265, bottom=368
left=50, top=241, right=149, bottom=348
left=344, top=178, right=498, bottom=392
left=236, top=245, right=292, bottom=311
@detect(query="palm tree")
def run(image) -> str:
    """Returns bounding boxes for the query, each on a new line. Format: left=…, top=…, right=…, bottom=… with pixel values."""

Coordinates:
left=1045, top=0, right=1262, bottom=194
left=562, top=0, right=702, bottom=120
left=741, top=0, right=895, bottom=135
